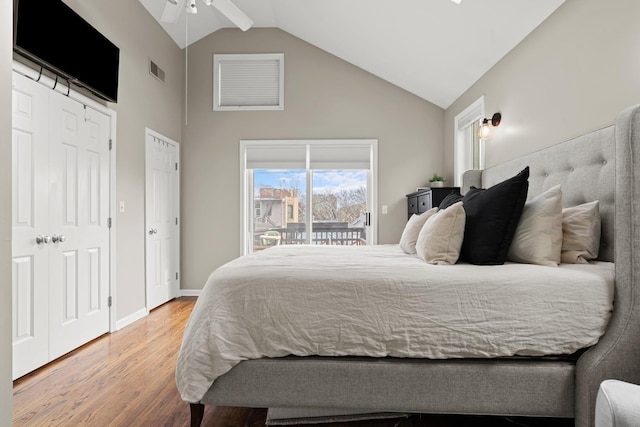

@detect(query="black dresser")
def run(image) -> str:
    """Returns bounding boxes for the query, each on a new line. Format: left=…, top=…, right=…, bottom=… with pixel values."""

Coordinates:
left=405, top=187, right=461, bottom=219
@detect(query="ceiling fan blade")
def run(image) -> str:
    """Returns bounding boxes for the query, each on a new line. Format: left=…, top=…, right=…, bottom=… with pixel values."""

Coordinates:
left=210, top=0, right=253, bottom=31
left=161, top=0, right=186, bottom=23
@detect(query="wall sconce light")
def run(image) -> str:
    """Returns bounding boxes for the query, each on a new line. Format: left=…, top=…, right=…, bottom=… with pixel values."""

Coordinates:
left=478, top=112, right=502, bottom=139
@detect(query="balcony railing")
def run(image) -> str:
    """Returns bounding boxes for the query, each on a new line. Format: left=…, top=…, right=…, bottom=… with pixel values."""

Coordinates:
left=255, top=222, right=366, bottom=249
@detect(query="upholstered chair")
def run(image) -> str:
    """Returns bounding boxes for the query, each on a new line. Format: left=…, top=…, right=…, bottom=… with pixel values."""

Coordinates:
left=595, top=380, right=640, bottom=427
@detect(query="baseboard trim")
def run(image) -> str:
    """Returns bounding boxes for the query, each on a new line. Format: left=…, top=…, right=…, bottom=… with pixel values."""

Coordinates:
left=114, top=307, right=148, bottom=331
left=180, top=289, right=202, bottom=297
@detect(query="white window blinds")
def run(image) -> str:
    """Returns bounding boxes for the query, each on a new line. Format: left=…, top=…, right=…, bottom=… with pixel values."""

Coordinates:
left=214, top=53, right=284, bottom=111
left=245, top=145, right=306, bottom=169
left=243, top=140, right=374, bottom=170
left=309, top=145, right=372, bottom=169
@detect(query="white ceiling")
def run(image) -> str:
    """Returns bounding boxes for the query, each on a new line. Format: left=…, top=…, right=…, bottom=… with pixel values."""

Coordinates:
left=138, top=0, right=565, bottom=109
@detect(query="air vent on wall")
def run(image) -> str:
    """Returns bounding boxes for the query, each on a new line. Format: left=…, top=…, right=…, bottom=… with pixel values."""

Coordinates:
left=149, top=59, right=165, bottom=83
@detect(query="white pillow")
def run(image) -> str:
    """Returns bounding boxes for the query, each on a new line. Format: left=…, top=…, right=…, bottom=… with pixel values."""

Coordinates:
left=507, top=184, right=563, bottom=266
left=416, top=202, right=465, bottom=265
left=561, top=200, right=601, bottom=264
left=399, top=208, right=438, bottom=254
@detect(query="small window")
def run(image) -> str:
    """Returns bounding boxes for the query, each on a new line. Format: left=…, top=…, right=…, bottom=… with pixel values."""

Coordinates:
left=213, top=53, right=284, bottom=111
left=287, top=204, right=294, bottom=220
left=454, top=96, right=485, bottom=186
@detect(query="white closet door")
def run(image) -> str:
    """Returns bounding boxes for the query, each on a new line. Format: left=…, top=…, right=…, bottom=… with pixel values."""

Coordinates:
left=47, top=90, right=110, bottom=360
left=11, top=73, right=51, bottom=380
left=145, top=131, right=180, bottom=311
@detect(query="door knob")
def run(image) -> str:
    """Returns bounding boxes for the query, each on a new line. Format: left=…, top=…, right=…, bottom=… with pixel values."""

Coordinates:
left=149, top=228, right=158, bottom=235
left=36, top=235, right=51, bottom=245
left=51, top=234, right=66, bottom=243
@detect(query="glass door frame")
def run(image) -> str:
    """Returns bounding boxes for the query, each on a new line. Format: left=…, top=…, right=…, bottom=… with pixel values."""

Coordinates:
left=239, top=139, right=378, bottom=255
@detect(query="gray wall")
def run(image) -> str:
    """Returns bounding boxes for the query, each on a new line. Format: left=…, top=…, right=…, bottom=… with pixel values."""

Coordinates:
left=444, top=0, right=640, bottom=172
left=62, top=0, right=184, bottom=320
left=181, top=28, right=444, bottom=289
left=1, top=0, right=13, bottom=423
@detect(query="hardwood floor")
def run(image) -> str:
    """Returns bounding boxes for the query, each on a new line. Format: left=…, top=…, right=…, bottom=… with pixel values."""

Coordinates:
left=13, top=297, right=574, bottom=427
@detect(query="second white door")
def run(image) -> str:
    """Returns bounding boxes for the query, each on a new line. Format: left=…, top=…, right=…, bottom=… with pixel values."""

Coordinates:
left=145, top=129, right=180, bottom=310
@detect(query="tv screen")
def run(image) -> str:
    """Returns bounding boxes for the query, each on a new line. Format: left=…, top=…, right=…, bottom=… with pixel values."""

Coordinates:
left=14, top=0, right=120, bottom=103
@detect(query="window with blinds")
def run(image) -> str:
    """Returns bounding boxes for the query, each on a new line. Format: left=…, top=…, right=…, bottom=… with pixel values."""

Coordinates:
left=239, top=139, right=378, bottom=254
left=213, top=53, right=284, bottom=111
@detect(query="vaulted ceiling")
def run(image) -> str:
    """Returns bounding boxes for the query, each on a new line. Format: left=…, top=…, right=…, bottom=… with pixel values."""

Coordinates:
left=138, top=0, right=565, bottom=109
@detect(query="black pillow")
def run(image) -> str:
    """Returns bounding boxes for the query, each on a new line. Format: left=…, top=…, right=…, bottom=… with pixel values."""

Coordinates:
left=438, top=191, right=463, bottom=210
left=460, top=166, right=530, bottom=265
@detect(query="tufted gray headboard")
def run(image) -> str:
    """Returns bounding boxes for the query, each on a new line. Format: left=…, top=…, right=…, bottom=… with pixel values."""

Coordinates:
left=462, top=126, right=615, bottom=262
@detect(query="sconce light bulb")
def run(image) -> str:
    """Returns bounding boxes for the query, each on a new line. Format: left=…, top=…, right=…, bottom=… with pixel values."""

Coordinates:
left=479, top=119, right=491, bottom=139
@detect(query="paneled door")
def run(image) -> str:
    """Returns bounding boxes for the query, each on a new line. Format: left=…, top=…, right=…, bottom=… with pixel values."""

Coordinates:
left=11, top=70, right=50, bottom=379
left=47, top=91, right=111, bottom=361
left=12, top=71, right=111, bottom=379
left=145, top=129, right=180, bottom=311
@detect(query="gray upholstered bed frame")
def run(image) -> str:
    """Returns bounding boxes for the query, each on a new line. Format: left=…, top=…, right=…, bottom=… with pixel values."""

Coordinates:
left=189, top=105, right=640, bottom=427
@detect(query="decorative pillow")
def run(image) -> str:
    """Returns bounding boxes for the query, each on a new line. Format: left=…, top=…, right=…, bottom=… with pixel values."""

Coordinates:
left=438, top=191, right=463, bottom=210
left=507, top=185, right=563, bottom=266
left=416, top=201, right=466, bottom=265
left=399, top=207, right=438, bottom=254
left=561, top=200, right=601, bottom=264
left=460, top=166, right=530, bottom=265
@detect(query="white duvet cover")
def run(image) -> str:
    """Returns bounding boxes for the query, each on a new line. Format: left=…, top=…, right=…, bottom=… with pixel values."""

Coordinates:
left=176, top=244, right=614, bottom=403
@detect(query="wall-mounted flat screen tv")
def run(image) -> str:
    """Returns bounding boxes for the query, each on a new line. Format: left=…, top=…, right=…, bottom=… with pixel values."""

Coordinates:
left=13, top=0, right=120, bottom=103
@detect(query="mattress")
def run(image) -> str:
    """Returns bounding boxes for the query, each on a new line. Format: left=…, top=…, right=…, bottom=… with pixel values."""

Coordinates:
left=176, top=244, right=614, bottom=403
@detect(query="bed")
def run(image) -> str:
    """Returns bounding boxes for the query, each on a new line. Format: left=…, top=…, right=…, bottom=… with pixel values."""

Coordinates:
left=177, top=104, right=640, bottom=427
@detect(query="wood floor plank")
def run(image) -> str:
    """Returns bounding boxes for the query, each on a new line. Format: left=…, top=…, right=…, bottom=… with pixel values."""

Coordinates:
left=13, top=297, right=574, bottom=427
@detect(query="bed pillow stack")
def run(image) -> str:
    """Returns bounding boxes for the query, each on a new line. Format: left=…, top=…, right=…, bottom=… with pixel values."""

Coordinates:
left=458, top=173, right=602, bottom=266
left=507, top=191, right=601, bottom=266
left=399, top=166, right=602, bottom=266
left=399, top=168, right=529, bottom=266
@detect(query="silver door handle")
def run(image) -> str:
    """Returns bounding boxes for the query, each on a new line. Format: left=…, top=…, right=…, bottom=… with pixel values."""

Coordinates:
left=52, top=234, right=66, bottom=243
left=148, top=229, right=158, bottom=235
left=36, top=235, right=51, bottom=245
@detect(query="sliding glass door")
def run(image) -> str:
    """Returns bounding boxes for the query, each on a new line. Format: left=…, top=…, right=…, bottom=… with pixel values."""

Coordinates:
left=241, top=140, right=377, bottom=254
